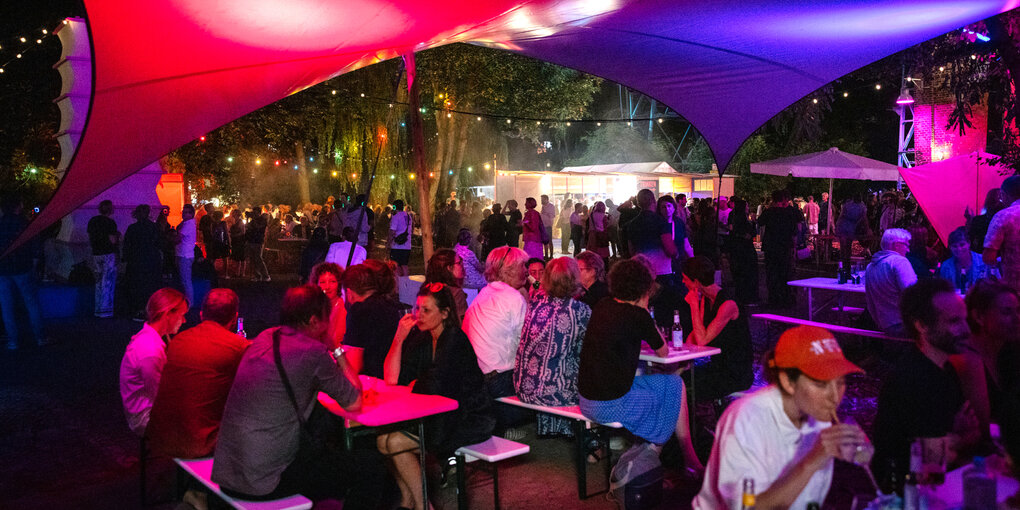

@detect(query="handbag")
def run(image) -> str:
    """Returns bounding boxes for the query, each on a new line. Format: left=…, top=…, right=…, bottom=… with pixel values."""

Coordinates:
left=394, top=212, right=410, bottom=245
left=272, top=329, right=337, bottom=461
left=610, top=442, right=664, bottom=510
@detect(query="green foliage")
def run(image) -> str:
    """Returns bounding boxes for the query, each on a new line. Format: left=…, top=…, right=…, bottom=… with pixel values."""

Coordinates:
left=566, top=123, right=673, bottom=165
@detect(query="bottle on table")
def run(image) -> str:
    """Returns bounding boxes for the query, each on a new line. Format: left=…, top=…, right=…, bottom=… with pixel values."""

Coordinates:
left=671, top=311, right=684, bottom=349
left=962, top=456, right=997, bottom=510
left=740, top=477, right=755, bottom=510
left=837, top=261, right=847, bottom=284
left=237, top=316, right=247, bottom=339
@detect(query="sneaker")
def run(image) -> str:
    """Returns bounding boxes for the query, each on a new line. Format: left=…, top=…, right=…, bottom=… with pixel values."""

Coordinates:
left=501, top=427, right=527, bottom=441
left=6, top=340, right=17, bottom=351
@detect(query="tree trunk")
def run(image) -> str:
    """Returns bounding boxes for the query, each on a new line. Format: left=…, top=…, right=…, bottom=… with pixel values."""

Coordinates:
left=404, top=53, right=434, bottom=263
left=451, top=113, right=470, bottom=198
left=295, top=142, right=311, bottom=205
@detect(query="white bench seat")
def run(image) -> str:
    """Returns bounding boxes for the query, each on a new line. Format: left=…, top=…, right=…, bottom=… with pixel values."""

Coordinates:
left=495, top=396, right=623, bottom=428
left=174, top=458, right=313, bottom=510
left=456, top=436, right=530, bottom=463
left=454, top=436, right=530, bottom=510
left=751, top=313, right=909, bottom=342
left=495, top=396, right=620, bottom=500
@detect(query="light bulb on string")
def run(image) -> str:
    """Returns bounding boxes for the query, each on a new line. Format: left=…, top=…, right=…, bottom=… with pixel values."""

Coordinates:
left=596, top=122, right=601, bottom=126
left=41, top=29, right=47, bottom=35
left=331, top=90, right=337, bottom=95
left=312, top=169, right=318, bottom=174
left=36, top=39, right=42, bottom=44
left=227, top=156, right=234, bottom=163
left=875, top=84, right=881, bottom=90
left=566, top=122, right=571, bottom=126
left=812, top=98, right=818, bottom=104
left=476, top=117, right=482, bottom=121
left=256, top=158, right=262, bottom=165
left=447, top=113, right=452, bottom=118
left=657, top=118, right=663, bottom=124
left=19, top=37, right=26, bottom=43
left=843, top=92, right=848, bottom=97
left=506, top=119, right=511, bottom=124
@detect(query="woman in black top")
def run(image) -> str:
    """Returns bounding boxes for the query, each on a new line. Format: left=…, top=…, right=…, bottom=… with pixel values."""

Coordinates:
left=681, top=256, right=753, bottom=459
left=378, top=283, right=493, bottom=510
left=725, top=198, right=760, bottom=304
left=341, top=261, right=403, bottom=379
left=577, top=257, right=704, bottom=474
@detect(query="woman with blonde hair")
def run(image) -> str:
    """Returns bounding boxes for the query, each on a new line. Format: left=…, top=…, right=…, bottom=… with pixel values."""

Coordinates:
left=515, top=257, right=591, bottom=437
left=119, top=287, right=188, bottom=436
left=310, top=262, right=346, bottom=349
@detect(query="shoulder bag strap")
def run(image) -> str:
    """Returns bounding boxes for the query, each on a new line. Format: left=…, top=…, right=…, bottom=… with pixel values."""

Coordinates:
left=272, top=329, right=307, bottom=428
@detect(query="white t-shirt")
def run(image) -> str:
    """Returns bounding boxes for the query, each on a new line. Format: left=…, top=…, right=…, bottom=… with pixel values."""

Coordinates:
left=175, top=218, right=197, bottom=259
left=694, top=385, right=833, bottom=510
left=462, top=281, right=528, bottom=373
left=119, top=323, right=167, bottom=436
left=324, top=241, right=367, bottom=269
left=541, top=203, right=557, bottom=233
left=389, top=211, right=412, bottom=250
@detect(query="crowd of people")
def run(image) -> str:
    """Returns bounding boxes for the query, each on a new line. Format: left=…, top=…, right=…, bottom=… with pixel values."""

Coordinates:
left=4, top=177, right=1020, bottom=509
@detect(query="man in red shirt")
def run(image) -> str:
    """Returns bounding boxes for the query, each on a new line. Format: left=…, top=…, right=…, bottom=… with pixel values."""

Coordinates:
left=147, top=288, right=249, bottom=458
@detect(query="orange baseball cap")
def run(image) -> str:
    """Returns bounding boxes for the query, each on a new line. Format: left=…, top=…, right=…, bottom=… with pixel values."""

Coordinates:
left=771, top=326, right=863, bottom=381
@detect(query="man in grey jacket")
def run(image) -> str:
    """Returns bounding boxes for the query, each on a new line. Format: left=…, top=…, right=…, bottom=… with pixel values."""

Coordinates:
left=865, top=228, right=918, bottom=336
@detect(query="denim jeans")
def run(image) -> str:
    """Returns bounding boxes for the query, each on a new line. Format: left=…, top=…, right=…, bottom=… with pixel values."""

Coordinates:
left=92, top=253, right=117, bottom=317
left=176, top=256, right=194, bottom=306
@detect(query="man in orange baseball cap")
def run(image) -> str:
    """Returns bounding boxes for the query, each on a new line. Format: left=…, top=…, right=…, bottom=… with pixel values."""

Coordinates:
left=694, top=326, right=867, bottom=510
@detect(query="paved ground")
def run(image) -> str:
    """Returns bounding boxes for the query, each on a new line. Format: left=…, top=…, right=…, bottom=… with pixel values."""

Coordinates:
left=0, top=259, right=886, bottom=509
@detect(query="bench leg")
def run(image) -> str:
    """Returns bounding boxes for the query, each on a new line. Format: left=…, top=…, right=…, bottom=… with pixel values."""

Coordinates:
left=456, top=454, right=468, bottom=510
left=140, top=437, right=148, bottom=507
left=574, top=420, right=587, bottom=498
left=492, top=464, right=500, bottom=510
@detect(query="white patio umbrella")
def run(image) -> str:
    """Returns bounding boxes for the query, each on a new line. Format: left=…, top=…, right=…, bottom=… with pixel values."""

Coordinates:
left=750, top=147, right=902, bottom=233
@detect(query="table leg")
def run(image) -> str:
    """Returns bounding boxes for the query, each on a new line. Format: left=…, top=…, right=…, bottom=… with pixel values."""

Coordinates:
left=419, top=420, right=429, bottom=509
left=806, top=288, right=814, bottom=321
left=837, top=293, right=846, bottom=325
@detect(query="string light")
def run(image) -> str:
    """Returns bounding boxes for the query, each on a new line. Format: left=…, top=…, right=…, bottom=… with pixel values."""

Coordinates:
left=874, top=84, right=881, bottom=90
left=332, top=171, right=338, bottom=177
left=843, top=92, right=849, bottom=97
left=256, top=158, right=262, bottom=165
left=19, top=37, right=26, bottom=43
left=312, top=169, right=318, bottom=174
left=812, top=98, right=818, bottom=104
left=227, top=156, right=234, bottom=163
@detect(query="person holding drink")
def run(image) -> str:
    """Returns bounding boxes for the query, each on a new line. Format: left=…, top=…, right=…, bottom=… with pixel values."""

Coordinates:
left=871, top=278, right=987, bottom=490
left=694, top=325, right=869, bottom=510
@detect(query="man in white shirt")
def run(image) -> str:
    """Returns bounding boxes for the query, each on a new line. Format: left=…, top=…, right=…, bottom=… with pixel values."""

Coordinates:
left=694, top=325, right=867, bottom=510
left=387, top=199, right=413, bottom=277
left=540, top=195, right=557, bottom=259
left=325, top=227, right=367, bottom=270
left=462, top=245, right=530, bottom=434
left=865, top=228, right=918, bottom=336
left=176, top=204, right=197, bottom=306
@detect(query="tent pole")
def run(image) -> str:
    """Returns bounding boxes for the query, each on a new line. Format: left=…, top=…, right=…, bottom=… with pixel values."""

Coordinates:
left=404, top=52, right=435, bottom=263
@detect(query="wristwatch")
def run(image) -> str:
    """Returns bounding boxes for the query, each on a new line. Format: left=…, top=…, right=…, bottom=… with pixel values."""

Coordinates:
left=333, top=346, right=346, bottom=362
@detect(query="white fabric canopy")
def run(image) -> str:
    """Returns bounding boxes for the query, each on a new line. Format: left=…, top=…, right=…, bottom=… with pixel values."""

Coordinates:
left=750, top=147, right=901, bottom=181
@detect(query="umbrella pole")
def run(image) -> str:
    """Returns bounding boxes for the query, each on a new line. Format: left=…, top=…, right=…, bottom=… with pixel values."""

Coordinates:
left=827, top=178, right=834, bottom=235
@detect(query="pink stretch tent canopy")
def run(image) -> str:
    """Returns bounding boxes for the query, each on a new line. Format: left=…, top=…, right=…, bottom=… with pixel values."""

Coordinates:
left=899, top=151, right=1012, bottom=245
left=14, top=0, right=1016, bottom=249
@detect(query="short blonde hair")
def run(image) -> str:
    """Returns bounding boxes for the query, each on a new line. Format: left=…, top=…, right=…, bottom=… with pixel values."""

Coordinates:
left=484, top=246, right=529, bottom=284
left=542, top=257, right=581, bottom=298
